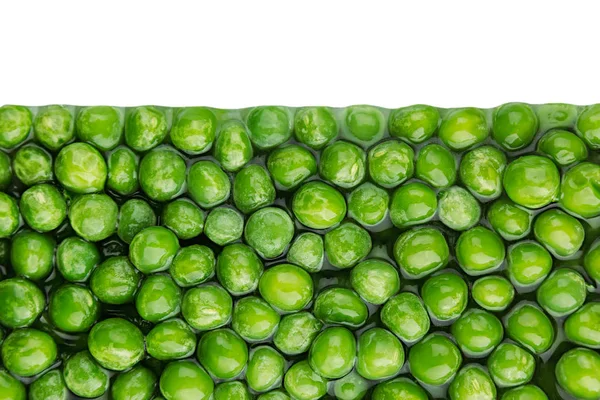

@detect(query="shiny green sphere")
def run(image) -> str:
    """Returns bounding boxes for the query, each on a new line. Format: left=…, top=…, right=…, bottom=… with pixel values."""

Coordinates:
left=472, top=275, right=515, bottom=311
left=197, top=328, right=248, bottom=379
left=501, top=385, right=548, bottom=400
left=585, top=238, right=600, bottom=281
left=20, top=184, right=66, bottom=232
left=129, top=226, right=180, bottom=274
left=287, top=232, right=324, bottom=273
left=1, top=328, right=57, bottom=376
left=449, top=364, right=497, bottom=400
left=319, top=141, right=366, bottom=189
left=456, top=226, right=505, bottom=275
left=389, top=104, right=439, bottom=144
left=344, top=105, right=385, bottom=143
left=313, top=287, right=368, bottom=328
left=107, top=146, right=138, bottom=195
left=125, top=106, right=168, bottom=152
left=507, top=241, right=553, bottom=288
left=0, top=369, right=25, bottom=400
left=57, top=237, right=102, bottom=283
left=451, top=308, right=504, bottom=357
left=170, top=107, right=217, bottom=154
left=565, top=302, right=600, bottom=349
left=214, top=381, right=252, bottom=400
left=534, top=209, right=584, bottom=258
left=408, top=333, right=462, bottom=385
left=273, top=311, right=323, bottom=355
left=506, top=302, right=554, bottom=354
left=294, top=106, right=338, bottom=149
left=560, top=162, right=600, bottom=218
left=438, top=186, right=481, bottom=231
left=555, top=347, right=600, bottom=400
left=324, top=222, right=372, bottom=269
left=351, top=259, right=400, bottom=305
left=246, top=346, right=285, bottom=392
left=487, top=343, right=535, bottom=388
left=10, top=230, right=54, bottom=280
left=90, top=256, right=140, bottom=304
left=76, top=105, right=123, bottom=151
left=0, top=277, right=45, bottom=328
left=216, top=243, right=263, bottom=295
left=267, top=145, right=317, bottom=190
left=372, top=377, right=428, bottom=400
left=12, top=144, right=53, bottom=186
left=389, top=182, right=437, bottom=228
left=576, top=103, right=600, bottom=149
left=232, top=296, right=280, bottom=342
left=492, top=103, right=538, bottom=150
left=135, top=275, right=182, bottom=323
left=117, top=198, right=156, bottom=244
left=415, top=143, right=456, bottom=188
left=357, top=327, right=404, bottom=380
left=333, top=371, right=369, bottom=400
left=29, top=369, right=68, bottom=400
left=63, top=351, right=109, bottom=398
left=487, top=198, right=532, bottom=241
left=170, top=245, right=215, bottom=287
left=284, top=360, right=328, bottom=400
left=503, top=155, right=560, bottom=209
left=181, top=284, right=232, bottom=331
left=421, top=272, right=468, bottom=322
left=309, top=327, right=356, bottom=379
left=55, top=142, right=107, bottom=193
left=159, top=360, right=214, bottom=400
left=49, top=284, right=99, bottom=332
left=292, top=181, right=346, bottom=229
left=538, top=129, right=588, bottom=166
left=162, top=198, right=205, bottom=240
left=69, top=193, right=118, bottom=241
left=259, top=263, right=313, bottom=313
left=139, top=147, right=186, bottom=202
left=247, top=106, right=292, bottom=150
left=439, top=108, right=488, bottom=151
left=459, top=145, right=507, bottom=200
left=368, top=140, right=414, bottom=188
left=213, top=120, right=253, bottom=172
left=0, top=105, right=32, bottom=149
left=245, top=207, right=294, bottom=259
left=33, top=105, right=75, bottom=151
left=146, top=318, right=196, bottom=361
left=537, top=268, right=587, bottom=317
left=347, top=182, right=389, bottom=227
left=187, top=160, right=231, bottom=209
left=233, top=164, right=276, bottom=214
left=111, top=365, right=157, bottom=400
left=394, top=227, right=449, bottom=278
left=380, top=292, right=430, bottom=343
left=87, top=317, right=145, bottom=371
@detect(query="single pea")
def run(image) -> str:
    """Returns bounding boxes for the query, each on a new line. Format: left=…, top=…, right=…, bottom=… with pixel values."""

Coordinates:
left=0, top=193, right=19, bottom=238
left=503, top=155, right=560, bottom=209
left=136, top=275, right=182, bottom=323
left=33, top=105, right=75, bottom=151
left=162, top=198, right=205, bottom=240
left=333, top=371, right=369, bottom=400
left=309, top=327, right=356, bottom=379
left=216, top=243, right=263, bottom=295
left=1, top=328, right=56, bottom=376
left=107, top=147, right=138, bottom=195
left=12, top=144, right=53, bottom=186
left=585, top=238, right=600, bottom=282
left=501, top=385, right=549, bottom=400
left=556, top=347, right=600, bottom=400
left=214, top=381, right=252, bottom=400
left=54, top=142, right=107, bottom=194
left=415, top=143, right=456, bottom=188
left=472, top=275, right=515, bottom=311
left=459, top=145, right=507, bottom=200
left=112, top=365, right=157, bottom=400
left=117, top=198, right=157, bottom=244
left=487, top=198, right=532, bottom=241
left=439, top=108, right=488, bottom=151
left=294, top=106, right=338, bottom=149
left=438, top=186, right=481, bottom=231
left=534, top=209, right=584, bottom=258
left=129, top=226, right=180, bottom=273
left=451, top=308, right=503, bottom=357
left=408, top=333, right=462, bottom=385
left=0, top=105, right=32, bottom=149
left=577, top=103, right=600, bottom=149
left=10, top=230, right=55, bottom=280
left=344, top=105, right=385, bottom=143
left=537, top=103, right=578, bottom=131
left=170, top=245, right=215, bottom=287
left=20, top=184, right=66, bottom=232
left=565, top=302, right=600, bottom=349
left=394, top=227, right=449, bottom=278
left=0, top=277, right=45, bottom=328
left=319, top=141, right=366, bottom=189
left=88, top=318, right=145, bottom=371
left=76, top=105, right=124, bottom=151
left=313, top=287, right=368, bottom=328
left=233, top=164, right=276, bottom=214
left=493, top=103, right=538, bottom=150
left=357, top=327, right=404, bottom=380
left=159, top=360, right=214, bottom=400
left=284, top=360, right=328, bottom=400
left=507, top=241, right=553, bottom=289
left=389, top=104, right=439, bottom=144
left=139, top=147, right=186, bottom=202
left=213, top=120, right=253, bottom=172
left=560, top=162, right=600, bottom=218
left=372, top=377, right=428, bottom=400
left=187, top=160, right=231, bottom=208
left=245, top=207, right=294, bottom=259
left=29, top=369, right=68, bottom=400
left=247, top=346, right=285, bottom=392
left=197, top=328, right=248, bottom=379
left=90, top=256, right=140, bottom=304
left=268, top=145, right=317, bottom=190
left=0, top=151, right=11, bottom=189
left=181, top=284, right=232, bottom=330
left=449, top=364, right=497, bottom=400
left=287, top=232, right=324, bottom=273
left=487, top=343, right=535, bottom=388
left=69, top=193, right=118, bottom=241
left=506, top=302, right=554, bottom=354
left=389, top=181, right=437, bottom=228
left=421, top=272, right=468, bottom=322
left=273, top=311, right=323, bottom=355
left=538, top=129, right=588, bottom=166
left=125, top=106, right=168, bottom=151
left=204, top=206, right=243, bottom=245
left=351, top=259, right=400, bottom=305
left=292, top=181, right=347, bottom=229
left=368, top=140, right=414, bottom=188
left=347, top=182, right=389, bottom=227
left=259, top=263, right=313, bottom=312
left=63, top=351, right=109, bottom=399
left=456, top=226, right=505, bottom=276
left=381, top=292, right=430, bottom=343
left=232, top=296, right=280, bottom=342
left=171, top=107, right=217, bottom=154
left=49, top=284, right=99, bottom=332
left=324, top=222, right=371, bottom=269
left=537, top=268, right=587, bottom=317
left=247, top=106, right=292, bottom=149
left=0, top=369, right=25, bottom=400
left=147, top=318, right=196, bottom=360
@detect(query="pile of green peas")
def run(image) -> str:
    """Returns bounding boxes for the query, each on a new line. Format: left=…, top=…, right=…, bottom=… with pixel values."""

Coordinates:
left=0, top=102, right=599, bottom=400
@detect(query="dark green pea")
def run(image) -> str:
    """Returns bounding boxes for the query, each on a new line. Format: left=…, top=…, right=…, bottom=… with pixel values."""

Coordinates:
left=451, top=308, right=503, bottom=357
left=0, top=277, right=45, bottom=328
left=33, top=105, right=75, bottom=151
left=294, top=106, right=338, bottom=149
left=487, top=198, right=532, bottom=241
left=576, top=103, right=600, bottom=149
left=125, top=106, right=168, bottom=152
left=284, top=360, right=328, bottom=400
left=1, top=328, right=56, bottom=376
left=313, top=287, right=368, bottom=328
left=112, top=365, right=157, bottom=400
left=136, top=275, right=182, bottom=323
left=493, top=103, right=538, bottom=150
left=381, top=292, right=430, bottom=343
left=503, top=155, right=560, bottom=209
left=472, top=275, right=515, bottom=312
left=357, top=327, right=404, bottom=380
left=273, top=311, right=323, bottom=355
left=187, top=160, right=231, bottom=208
left=117, top=198, right=157, bottom=244
left=20, top=184, right=66, bottom=232
left=247, top=106, right=292, bottom=149
left=507, top=241, right=552, bottom=289
left=287, top=232, right=324, bottom=273
left=537, top=103, right=577, bottom=131
left=449, top=364, right=497, bottom=400
left=408, top=333, right=462, bottom=385
left=560, top=162, right=600, bottom=218
left=159, top=360, right=214, bottom=400
left=245, top=207, right=294, bottom=259
left=49, top=284, right=99, bottom=332
left=0, top=105, right=32, bottom=149
left=438, top=186, right=481, bottom=231
left=247, top=346, right=285, bottom=392
left=129, top=226, right=180, bottom=273
left=232, top=296, right=280, bottom=342
left=69, top=193, right=118, bottom=241
left=394, top=227, right=449, bottom=278
left=171, top=107, right=217, bottom=154
left=162, top=198, right=205, bottom=240
left=506, top=302, right=554, bottom=354
left=415, top=143, right=456, bottom=188
left=0, top=239, right=8, bottom=267
left=351, top=259, right=399, bottom=305
left=292, top=181, right=347, bottom=229
left=372, top=377, right=428, bottom=400
left=368, top=140, right=414, bottom=188
left=459, top=145, right=507, bottom=200
left=170, top=245, right=215, bottom=287
left=555, top=347, right=600, bottom=400
left=501, top=385, right=548, bottom=400
left=537, top=129, right=588, bottom=166
left=309, top=327, right=356, bottom=379
left=389, top=104, right=439, bottom=144
left=107, top=146, right=139, bottom=195
left=63, top=351, right=109, bottom=399
left=348, top=182, right=389, bottom=227
left=564, top=302, right=600, bottom=349
left=0, top=151, right=11, bottom=189
left=421, top=272, right=468, bottom=322
left=57, top=237, right=99, bottom=282
left=215, top=381, right=252, bottom=400
left=90, top=256, right=140, bottom=304
left=534, top=208, right=584, bottom=257
left=0, top=369, right=25, bottom=400
left=259, top=263, right=313, bottom=312
left=88, top=318, right=144, bottom=371
left=233, top=164, right=275, bottom=214
left=333, top=371, right=369, bottom=400
left=488, top=343, right=535, bottom=388
left=181, top=284, right=232, bottom=331
left=537, top=268, right=587, bottom=317
left=54, top=142, right=107, bottom=194
left=197, top=328, right=248, bottom=379
left=319, top=141, right=366, bottom=189
left=76, top=105, right=124, bottom=151
left=146, top=318, right=196, bottom=360
left=139, top=147, right=186, bottom=202
left=216, top=243, right=263, bottom=295
left=12, top=144, right=52, bottom=186
left=213, top=120, right=253, bottom=172
left=389, top=182, right=437, bottom=228
left=456, top=226, right=505, bottom=275
left=10, top=230, right=54, bottom=280
left=439, top=108, right=488, bottom=151
left=344, top=105, right=385, bottom=144
left=204, top=206, right=243, bottom=245
left=268, top=145, right=317, bottom=190
left=29, top=369, right=68, bottom=400
left=324, top=222, right=371, bottom=269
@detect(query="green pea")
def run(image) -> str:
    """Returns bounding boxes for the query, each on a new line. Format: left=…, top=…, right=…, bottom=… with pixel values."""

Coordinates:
left=117, top=198, right=157, bottom=244
left=245, top=207, right=294, bottom=259
left=488, top=343, right=535, bottom=388
left=247, top=346, right=285, bottom=392
left=171, top=107, right=216, bottom=154
left=439, top=108, right=488, bottom=151
left=449, top=364, right=497, bottom=400
left=10, top=230, right=54, bottom=280
left=324, top=222, right=371, bottom=268
left=107, top=146, right=138, bottom=195
left=0, top=105, right=32, bottom=149
left=534, top=208, right=584, bottom=257
left=90, top=256, right=140, bottom=304
left=1, top=328, right=56, bottom=376
left=139, top=147, right=186, bottom=202
left=54, top=142, right=107, bottom=194
left=159, top=360, right=214, bottom=400
left=125, top=106, right=168, bottom=152
left=181, top=284, right=232, bottom=330
left=49, top=284, right=99, bottom=332
left=112, top=365, right=157, bottom=400
left=268, top=145, right=317, bottom=190
left=308, top=327, right=356, bottom=379
left=560, top=162, right=600, bottom=218
left=389, top=104, right=439, bottom=144
left=565, top=302, right=600, bottom=349
left=507, top=241, right=552, bottom=289
left=537, top=129, right=588, bottom=166
left=313, top=287, right=368, bottom=328
left=204, top=206, right=243, bottom=245
left=76, top=106, right=124, bottom=151
left=284, top=360, right=328, bottom=400
left=147, top=318, right=196, bottom=360
left=20, top=184, right=66, bottom=232
left=170, top=245, right=214, bottom=287
left=456, top=226, right=505, bottom=275
left=451, top=308, right=503, bottom=357
left=492, top=103, right=538, bottom=150
left=63, top=351, right=109, bottom=398
left=197, top=328, right=248, bottom=379
left=187, top=160, right=231, bottom=208
left=501, top=385, right=548, bottom=400
left=415, top=143, right=456, bottom=188
left=129, top=226, right=180, bottom=273
left=292, top=181, right=346, bottom=229
left=408, top=333, right=462, bottom=385
left=319, top=141, right=366, bottom=189
left=357, top=327, right=404, bottom=380
left=487, top=198, right=532, bottom=241
left=294, top=106, right=338, bottom=149
left=421, top=272, right=468, bottom=322
left=351, top=259, right=399, bottom=305
left=69, top=193, right=118, bottom=241
left=136, top=275, right=182, bottom=323
left=372, top=377, right=428, bottom=400
left=394, top=227, right=449, bottom=278
left=273, top=311, right=323, bottom=355
left=537, top=268, right=587, bottom=317
left=0, top=151, right=11, bottom=189
left=585, top=238, right=600, bottom=282
left=162, top=198, right=205, bottom=240
left=333, top=371, right=369, bottom=400
left=459, top=145, right=507, bottom=200
left=233, top=164, right=275, bottom=214
left=259, top=263, right=313, bottom=312
left=556, top=347, right=600, bottom=399
left=576, top=103, right=600, bottom=149
left=503, top=155, right=560, bottom=209
left=347, top=182, right=389, bottom=227
left=344, top=105, right=385, bottom=144
left=12, top=144, right=53, bottom=186
left=88, top=318, right=144, bottom=371
left=0, top=369, right=25, bottom=400
left=33, top=105, right=75, bottom=151
left=0, top=277, right=45, bottom=328
left=216, top=243, right=263, bottom=295
left=389, top=182, right=437, bottom=228
left=213, top=120, right=253, bottom=172
left=472, top=275, right=515, bottom=311
left=247, top=106, right=292, bottom=150
left=380, top=292, right=430, bottom=343
left=506, top=302, right=554, bottom=354
left=537, top=103, right=578, bottom=131
left=438, top=186, right=481, bottom=231
left=287, top=232, right=324, bottom=273
left=368, top=140, right=414, bottom=188
left=29, top=369, right=68, bottom=400
left=214, top=381, right=252, bottom=400
left=232, top=296, right=280, bottom=342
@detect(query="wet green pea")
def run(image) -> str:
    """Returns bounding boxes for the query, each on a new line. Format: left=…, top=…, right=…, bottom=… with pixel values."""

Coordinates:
left=344, top=105, right=385, bottom=144
left=324, top=222, right=371, bottom=269
left=111, top=365, right=157, bottom=400
left=560, top=162, right=600, bottom=218
left=159, top=360, right=214, bottom=400
left=247, top=106, right=292, bottom=150
left=33, top=105, right=75, bottom=151
left=292, top=181, right=347, bottom=229
left=493, top=103, right=538, bottom=150
left=393, top=227, right=449, bottom=278
left=181, top=284, right=232, bottom=331
left=216, top=243, right=263, bottom=295
left=421, top=272, right=468, bottom=322
left=333, top=371, right=368, bottom=400
left=88, top=317, right=145, bottom=371
left=107, top=146, right=138, bottom=195
left=487, top=343, right=535, bottom=388
left=247, top=346, right=285, bottom=392
left=319, top=141, right=366, bottom=189
left=576, top=103, right=600, bottom=149
left=0, top=105, right=32, bottom=149
left=129, top=226, right=180, bottom=273
left=438, top=186, right=481, bottom=231
left=284, top=360, right=328, bottom=400
left=537, top=128, right=588, bottom=166
left=187, top=160, right=231, bottom=208
left=506, top=302, right=554, bottom=354
left=389, top=182, right=437, bottom=228
left=0, top=277, right=45, bottom=328
left=197, top=328, right=248, bottom=379
left=555, top=347, right=600, bottom=399
left=125, top=106, right=168, bottom=152
left=147, top=318, right=196, bottom=361
left=534, top=208, right=584, bottom=258
left=372, top=377, right=428, bottom=400
left=347, top=182, right=389, bottom=227
left=389, top=104, right=439, bottom=144
left=69, top=193, right=118, bottom=241
left=273, top=311, right=323, bottom=355
left=170, top=107, right=216, bottom=154
left=29, top=369, right=68, bottom=400
left=12, top=144, right=53, bottom=186
left=233, top=164, right=275, bottom=214
left=564, top=302, right=600, bottom=348
left=20, top=184, right=66, bottom=232
left=10, top=230, right=55, bottom=280
left=215, top=381, right=252, bottom=400
left=76, top=105, right=124, bottom=151
left=380, top=292, right=430, bottom=344
left=213, top=120, right=254, bottom=172
left=0, top=151, right=11, bottom=189
left=503, top=155, right=560, bottom=209
left=162, top=198, right=205, bottom=240
left=170, top=245, right=214, bottom=287
left=456, top=226, right=505, bottom=276
left=351, top=259, right=399, bottom=305
left=313, top=287, right=368, bottom=328
left=537, top=268, right=587, bottom=317
left=63, top=351, right=109, bottom=399
left=268, top=144, right=317, bottom=190
left=117, top=198, right=157, bottom=244
left=245, top=207, right=294, bottom=259
left=49, top=284, right=99, bottom=333
left=357, top=327, right=404, bottom=380
left=408, top=333, right=462, bottom=385
left=439, top=108, right=488, bottom=151
left=507, top=241, right=553, bottom=289
left=585, top=238, right=600, bottom=282
left=472, top=275, right=515, bottom=312
left=368, top=140, right=414, bottom=188
left=449, top=364, right=497, bottom=400
left=0, top=369, right=25, bottom=400
left=56, top=236, right=99, bottom=282
left=287, top=232, right=324, bottom=273
left=501, top=385, right=548, bottom=400
left=294, top=106, right=338, bottom=149
left=90, top=256, right=140, bottom=304
left=136, top=275, right=182, bottom=323
left=139, top=147, right=186, bottom=202
left=451, top=308, right=503, bottom=357
left=487, top=198, right=532, bottom=241
left=459, top=145, right=507, bottom=200
left=232, top=296, right=280, bottom=342
left=309, top=327, right=356, bottom=379
left=204, top=206, right=243, bottom=245
left=259, top=263, right=313, bottom=313
left=415, top=143, right=456, bottom=188
left=54, top=142, right=107, bottom=194
left=1, top=328, right=57, bottom=377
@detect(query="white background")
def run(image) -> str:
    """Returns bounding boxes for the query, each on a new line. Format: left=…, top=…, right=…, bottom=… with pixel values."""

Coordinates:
left=1, top=0, right=599, bottom=108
